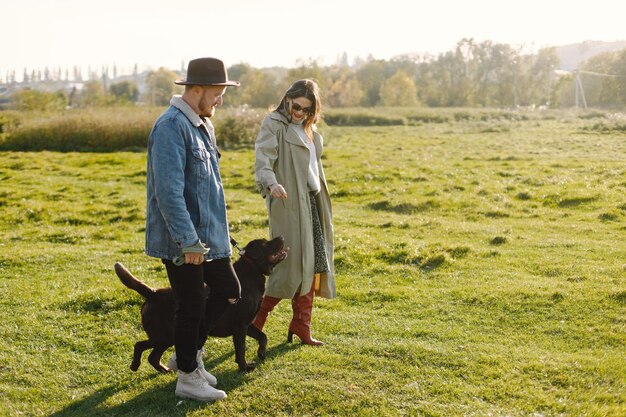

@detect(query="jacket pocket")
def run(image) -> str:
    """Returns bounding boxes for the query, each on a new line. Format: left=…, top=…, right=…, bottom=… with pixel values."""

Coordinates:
left=191, top=147, right=210, bottom=179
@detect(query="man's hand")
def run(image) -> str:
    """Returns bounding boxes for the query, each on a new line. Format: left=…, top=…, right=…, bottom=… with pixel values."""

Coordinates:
left=179, top=240, right=210, bottom=265
left=184, top=252, right=205, bottom=265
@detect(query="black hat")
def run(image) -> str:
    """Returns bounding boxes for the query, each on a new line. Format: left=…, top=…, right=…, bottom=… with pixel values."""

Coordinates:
left=174, top=57, right=240, bottom=87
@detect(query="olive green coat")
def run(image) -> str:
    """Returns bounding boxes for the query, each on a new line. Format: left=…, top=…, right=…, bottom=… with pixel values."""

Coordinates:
left=254, top=111, right=336, bottom=299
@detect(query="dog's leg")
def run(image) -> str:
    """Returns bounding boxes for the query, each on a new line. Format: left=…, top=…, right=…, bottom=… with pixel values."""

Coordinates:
left=147, top=345, right=171, bottom=373
left=131, top=340, right=153, bottom=371
left=246, top=325, right=268, bottom=361
left=232, top=326, right=255, bottom=372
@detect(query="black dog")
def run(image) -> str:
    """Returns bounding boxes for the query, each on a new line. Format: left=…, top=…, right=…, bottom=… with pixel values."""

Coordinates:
left=114, top=236, right=288, bottom=372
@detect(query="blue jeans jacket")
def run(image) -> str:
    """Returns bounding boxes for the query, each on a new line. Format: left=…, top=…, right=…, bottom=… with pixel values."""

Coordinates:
left=145, top=96, right=231, bottom=261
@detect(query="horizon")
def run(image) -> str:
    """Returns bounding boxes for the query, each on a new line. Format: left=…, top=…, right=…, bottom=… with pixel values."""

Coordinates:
left=4, top=39, right=625, bottom=84
left=2, top=0, right=625, bottom=80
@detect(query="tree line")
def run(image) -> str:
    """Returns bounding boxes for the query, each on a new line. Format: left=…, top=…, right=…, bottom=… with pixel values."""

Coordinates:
left=7, top=39, right=626, bottom=111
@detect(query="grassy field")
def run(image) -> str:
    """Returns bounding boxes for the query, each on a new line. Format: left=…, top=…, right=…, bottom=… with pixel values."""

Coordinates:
left=0, top=109, right=624, bottom=416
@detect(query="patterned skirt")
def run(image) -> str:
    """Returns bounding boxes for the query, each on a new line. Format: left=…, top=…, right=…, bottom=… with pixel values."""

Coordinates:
left=310, top=192, right=329, bottom=273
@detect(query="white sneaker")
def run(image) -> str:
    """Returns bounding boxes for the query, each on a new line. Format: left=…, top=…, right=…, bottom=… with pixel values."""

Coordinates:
left=195, top=349, right=218, bottom=387
left=175, top=368, right=227, bottom=401
left=166, top=351, right=177, bottom=371
left=167, top=350, right=218, bottom=387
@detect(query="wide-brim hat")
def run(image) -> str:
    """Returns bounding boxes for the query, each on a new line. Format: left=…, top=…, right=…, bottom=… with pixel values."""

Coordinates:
left=175, top=57, right=240, bottom=87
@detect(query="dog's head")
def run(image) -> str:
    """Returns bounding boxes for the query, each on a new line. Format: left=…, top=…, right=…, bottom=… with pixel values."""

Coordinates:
left=240, top=236, right=288, bottom=275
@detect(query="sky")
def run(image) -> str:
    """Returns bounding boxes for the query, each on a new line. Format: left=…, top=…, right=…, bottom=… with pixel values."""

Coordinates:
left=2, top=0, right=625, bottom=79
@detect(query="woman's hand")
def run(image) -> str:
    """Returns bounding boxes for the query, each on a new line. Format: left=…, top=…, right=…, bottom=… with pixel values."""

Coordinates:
left=269, top=183, right=288, bottom=199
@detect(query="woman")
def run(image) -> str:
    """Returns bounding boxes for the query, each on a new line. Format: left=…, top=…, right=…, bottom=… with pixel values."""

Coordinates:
left=252, top=79, right=335, bottom=345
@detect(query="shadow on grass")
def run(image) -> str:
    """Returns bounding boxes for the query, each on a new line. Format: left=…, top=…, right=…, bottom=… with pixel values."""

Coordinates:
left=48, top=342, right=299, bottom=417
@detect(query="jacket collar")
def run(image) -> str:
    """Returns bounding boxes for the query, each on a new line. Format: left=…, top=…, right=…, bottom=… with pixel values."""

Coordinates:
left=269, top=109, right=318, bottom=133
left=170, top=95, right=216, bottom=149
left=269, top=110, right=289, bottom=126
left=170, top=95, right=215, bottom=132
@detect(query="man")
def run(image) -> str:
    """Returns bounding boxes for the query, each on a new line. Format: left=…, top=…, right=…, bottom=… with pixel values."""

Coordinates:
left=145, top=57, right=241, bottom=401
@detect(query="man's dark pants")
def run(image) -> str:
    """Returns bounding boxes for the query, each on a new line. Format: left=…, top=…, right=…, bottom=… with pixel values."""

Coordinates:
left=163, top=257, right=241, bottom=372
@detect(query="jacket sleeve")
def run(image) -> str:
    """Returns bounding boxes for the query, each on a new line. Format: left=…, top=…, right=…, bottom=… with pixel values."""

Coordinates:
left=254, top=116, right=281, bottom=198
left=150, top=121, right=199, bottom=247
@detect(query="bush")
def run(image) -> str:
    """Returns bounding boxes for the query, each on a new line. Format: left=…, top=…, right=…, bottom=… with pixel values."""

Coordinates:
left=453, top=111, right=473, bottom=121
left=12, top=89, right=67, bottom=112
left=407, top=114, right=449, bottom=124
left=323, top=112, right=406, bottom=126
left=582, top=122, right=626, bottom=133
left=213, top=105, right=262, bottom=149
left=0, top=105, right=264, bottom=152
left=0, top=108, right=160, bottom=152
left=0, top=112, right=21, bottom=134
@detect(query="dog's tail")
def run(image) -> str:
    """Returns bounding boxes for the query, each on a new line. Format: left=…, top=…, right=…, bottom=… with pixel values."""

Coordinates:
left=114, top=262, right=156, bottom=299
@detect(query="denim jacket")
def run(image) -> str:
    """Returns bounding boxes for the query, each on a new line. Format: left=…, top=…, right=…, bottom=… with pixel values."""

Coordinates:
left=145, top=96, right=231, bottom=261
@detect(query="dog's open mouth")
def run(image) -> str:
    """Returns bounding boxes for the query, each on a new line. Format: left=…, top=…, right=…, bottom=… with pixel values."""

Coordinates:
left=269, top=246, right=289, bottom=264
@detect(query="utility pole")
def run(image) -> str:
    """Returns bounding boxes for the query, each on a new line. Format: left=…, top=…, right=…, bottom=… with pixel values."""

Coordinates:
left=573, top=69, right=588, bottom=109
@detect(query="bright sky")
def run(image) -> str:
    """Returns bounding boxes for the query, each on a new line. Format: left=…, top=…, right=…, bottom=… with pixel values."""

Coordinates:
left=2, top=0, right=624, bottom=78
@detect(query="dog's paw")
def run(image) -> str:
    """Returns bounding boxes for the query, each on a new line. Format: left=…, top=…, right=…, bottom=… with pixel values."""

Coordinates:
left=239, top=362, right=256, bottom=373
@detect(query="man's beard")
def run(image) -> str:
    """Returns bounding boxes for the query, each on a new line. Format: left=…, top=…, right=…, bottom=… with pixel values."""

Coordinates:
left=201, top=106, right=215, bottom=118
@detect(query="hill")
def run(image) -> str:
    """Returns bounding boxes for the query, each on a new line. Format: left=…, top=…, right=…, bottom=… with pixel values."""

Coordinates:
left=555, top=39, right=626, bottom=70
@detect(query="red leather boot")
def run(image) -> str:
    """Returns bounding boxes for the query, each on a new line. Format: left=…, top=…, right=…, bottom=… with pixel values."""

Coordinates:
left=251, top=295, right=281, bottom=331
left=288, top=285, right=324, bottom=345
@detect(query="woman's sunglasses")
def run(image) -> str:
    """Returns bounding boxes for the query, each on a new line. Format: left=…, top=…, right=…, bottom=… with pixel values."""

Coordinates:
left=290, top=102, right=312, bottom=115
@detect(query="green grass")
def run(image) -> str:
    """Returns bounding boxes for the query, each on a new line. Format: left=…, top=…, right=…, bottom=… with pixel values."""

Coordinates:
left=0, top=110, right=625, bottom=416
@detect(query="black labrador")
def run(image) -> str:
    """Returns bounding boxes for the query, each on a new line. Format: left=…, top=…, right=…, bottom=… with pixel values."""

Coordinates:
left=114, top=236, right=288, bottom=372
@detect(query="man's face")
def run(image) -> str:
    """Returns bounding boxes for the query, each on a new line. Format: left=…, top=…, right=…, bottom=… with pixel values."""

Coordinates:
left=198, top=85, right=226, bottom=118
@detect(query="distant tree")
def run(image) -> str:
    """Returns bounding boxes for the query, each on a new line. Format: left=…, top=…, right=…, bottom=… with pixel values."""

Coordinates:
left=387, top=55, right=421, bottom=78
left=521, top=47, right=560, bottom=107
left=286, top=59, right=328, bottom=92
left=612, top=50, right=626, bottom=105
left=326, top=74, right=364, bottom=107
left=68, top=86, right=78, bottom=108
left=227, top=63, right=251, bottom=83
left=110, top=80, right=139, bottom=103
left=418, top=38, right=528, bottom=107
left=80, top=80, right=112, bottom=107
left=223, top=63, right=251, bottom=106
left=352, top=55, right=366, bottom=68
left=471, top=41, right=518, bottom=107
left=242, top=69, right=280, bottom=108
left=101, top=66, right=110, bottom=91
left=379, top=70, right=418, bottom=106
left=578, top=50, right=626, bottom=107
left=336, top=52, right=349, bottom=67
left=73, top=66, right=83, bottom=82
left=12, top=88, right=67, bottom=111
left=221, top=64, right=280, bottom=108
left=355, top=59, right=387, bottom=106
left=144, top=67, right=180, bottom=106
left=444, top=39, right=478, bottom=106
left=551, top=71, right=576, bottom=108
